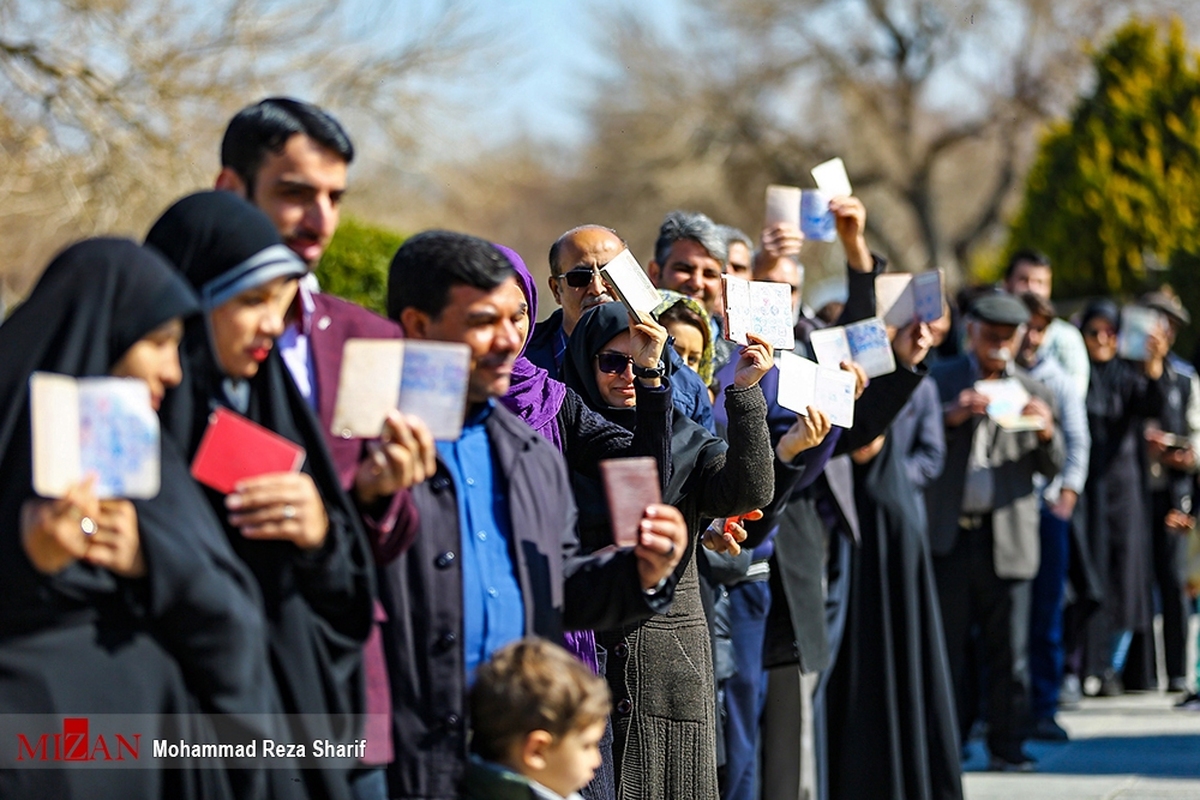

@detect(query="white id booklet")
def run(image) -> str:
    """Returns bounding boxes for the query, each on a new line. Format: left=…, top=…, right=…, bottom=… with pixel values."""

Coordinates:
left=974, top=378, right=1044, bottom=431
left=600, top=249, right=661, bottom=326
left=775, top=351, right=856, bottom=429
left=875, top=271, right=943, bottom=327
left=330, top=339, right=471, bottom=442
left=722, top=274, right=796, bottom=350
left=808, top=317, right=896, bottom=379
left=31, top=372, right=161, bottom=499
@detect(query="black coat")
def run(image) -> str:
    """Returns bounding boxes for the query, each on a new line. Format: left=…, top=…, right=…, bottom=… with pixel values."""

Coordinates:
left=379, top=403, right=670, bottom=800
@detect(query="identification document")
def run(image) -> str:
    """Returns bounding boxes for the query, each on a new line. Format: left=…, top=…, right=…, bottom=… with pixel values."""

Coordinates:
left=775, top=351, right=856, bottom=428
left=31, top=372, right=161, bottom=499
left=599, top=457, right=661, bottom=548
left=875, top=271, right=943, bottom=327
left=810, top=157, right=853, bottom=198
left=1117, top=306, right=1164, bottom=361
left=974, top=378, right=1044, bottom=431
left=765, top=184, right=802, bottom=227
left=809, top=317, right=896, bottom=378
left=600, top=249, right=661, bottom=326
left=800, top=190, right=837, bottom=242
left=330, top=339, right=471, bottom=442
left=722, top=274, right=796, bottom=350
left=190, top=407, right=306, bottom=494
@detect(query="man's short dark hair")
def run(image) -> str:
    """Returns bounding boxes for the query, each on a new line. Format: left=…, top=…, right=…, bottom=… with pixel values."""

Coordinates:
left=221, top=97, right=355, bottom=194
left=1018, top=290, right=1056, bottom=320
left=387, top=230, right=514, bottom=321
left=1004, top=249, right=1051, bottom=281
left=547, top=224, right=625, bottom=277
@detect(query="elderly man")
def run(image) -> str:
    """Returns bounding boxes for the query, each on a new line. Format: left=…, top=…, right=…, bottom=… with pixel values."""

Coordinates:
left=927, top=293, right=1065, bottom=772
left=526, top=223, right=715, bottom=431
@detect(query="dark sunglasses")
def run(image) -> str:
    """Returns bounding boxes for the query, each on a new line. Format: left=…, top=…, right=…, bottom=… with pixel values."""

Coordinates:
left=557, top=266, right=603, bottom=288
left=596, top=351, right=635, bottom=374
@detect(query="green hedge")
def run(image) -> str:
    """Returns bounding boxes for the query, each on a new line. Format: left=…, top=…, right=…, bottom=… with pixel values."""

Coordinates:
left=317, top=216, right=406, bottom=315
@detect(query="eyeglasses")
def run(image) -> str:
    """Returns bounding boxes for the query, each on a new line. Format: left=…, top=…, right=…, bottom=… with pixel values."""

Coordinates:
left=596, top=351, right=635, bottom=374
left=556, top=266, right=603, bottom=288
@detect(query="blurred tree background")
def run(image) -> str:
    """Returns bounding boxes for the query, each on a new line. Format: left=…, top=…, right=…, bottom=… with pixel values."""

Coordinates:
left=3, top=0, right=1200, bottom=321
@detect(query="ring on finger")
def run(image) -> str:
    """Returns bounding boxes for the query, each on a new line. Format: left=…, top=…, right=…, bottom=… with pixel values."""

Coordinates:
left=666, top=542, right=677, bottom=559
left=283, top=504, right=297, bottom=520
left=80, top=516, right=97, bottom=536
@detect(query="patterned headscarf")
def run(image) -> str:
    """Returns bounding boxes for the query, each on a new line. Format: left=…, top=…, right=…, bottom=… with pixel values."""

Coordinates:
left=653, top=289, right=714, bottom=384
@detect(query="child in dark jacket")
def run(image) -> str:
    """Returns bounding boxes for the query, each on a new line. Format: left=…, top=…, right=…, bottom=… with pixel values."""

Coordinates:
left=464, top=638, right=611, bottom=800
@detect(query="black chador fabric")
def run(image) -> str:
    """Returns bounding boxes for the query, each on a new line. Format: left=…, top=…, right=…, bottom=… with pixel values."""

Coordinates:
left=826, top=438, right=963, bottom=800
left=0, top=239, right=275, bottom=800
left=150, top=193, right=374, bottom=800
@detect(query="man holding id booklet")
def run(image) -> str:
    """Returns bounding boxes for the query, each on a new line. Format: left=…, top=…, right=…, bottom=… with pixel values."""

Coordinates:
left=381, top=231, right=689, bottom=800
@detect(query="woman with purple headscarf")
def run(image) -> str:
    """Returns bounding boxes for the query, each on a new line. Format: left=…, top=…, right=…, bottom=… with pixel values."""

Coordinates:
left=493, top=243, right=677, bottom=800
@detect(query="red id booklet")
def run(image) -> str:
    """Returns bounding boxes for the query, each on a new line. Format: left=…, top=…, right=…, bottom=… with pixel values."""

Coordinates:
left=599, top=457, right=662, bottom=548
left=190, top=407, right=306, bottom=494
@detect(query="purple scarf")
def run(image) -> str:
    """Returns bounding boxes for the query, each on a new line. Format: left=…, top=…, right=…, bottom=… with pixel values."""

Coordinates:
left=494, top=244, right=567, bottom=452
left=493, top=244, right=595, bottom=673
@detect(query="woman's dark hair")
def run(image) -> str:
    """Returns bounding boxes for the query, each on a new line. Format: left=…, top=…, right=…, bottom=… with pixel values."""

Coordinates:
left=387, top=230, right=514, bottom=321
left=220, top=97, right=354, bottom=195
left=657, top=300, right=710, bottom=350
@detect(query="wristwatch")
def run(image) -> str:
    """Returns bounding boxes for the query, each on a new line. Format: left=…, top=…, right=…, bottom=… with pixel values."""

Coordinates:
left=632, top=359, right=666, bottom=380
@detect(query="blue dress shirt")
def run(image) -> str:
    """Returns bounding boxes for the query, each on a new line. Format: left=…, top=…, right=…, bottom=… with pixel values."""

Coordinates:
left=436, top=402, right=525, bottom=683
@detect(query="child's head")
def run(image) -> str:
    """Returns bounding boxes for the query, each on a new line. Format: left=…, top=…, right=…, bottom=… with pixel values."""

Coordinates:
left=469, top=637, right=611, bottom=797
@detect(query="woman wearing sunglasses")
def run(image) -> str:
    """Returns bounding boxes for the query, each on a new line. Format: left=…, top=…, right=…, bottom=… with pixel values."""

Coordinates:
left=560, top=300, right=778, bottom=800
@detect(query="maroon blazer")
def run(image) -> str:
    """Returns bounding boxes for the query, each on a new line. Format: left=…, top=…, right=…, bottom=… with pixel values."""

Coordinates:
left=308, top=291, right=415, bottom=766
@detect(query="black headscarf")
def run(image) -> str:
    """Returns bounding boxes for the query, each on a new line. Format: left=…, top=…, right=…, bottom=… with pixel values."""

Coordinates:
left=149, top=192, right=373, bottom=800
left=0, top=238, right=201, bottom=630
left=562, top=301, right=724, bottom=505
left=0, top=239, right=276, bottom=800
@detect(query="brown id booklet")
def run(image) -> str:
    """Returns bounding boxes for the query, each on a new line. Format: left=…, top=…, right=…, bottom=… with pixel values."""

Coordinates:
left=599, top=457, right=661, bottom=548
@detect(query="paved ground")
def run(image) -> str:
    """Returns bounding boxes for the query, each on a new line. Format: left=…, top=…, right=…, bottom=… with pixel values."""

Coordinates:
left=963, top=692, right=1200, bottom=799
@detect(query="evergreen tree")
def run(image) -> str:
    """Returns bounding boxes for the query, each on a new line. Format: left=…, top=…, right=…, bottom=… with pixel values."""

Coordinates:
left=1007, top=19, right=1200, bottom=298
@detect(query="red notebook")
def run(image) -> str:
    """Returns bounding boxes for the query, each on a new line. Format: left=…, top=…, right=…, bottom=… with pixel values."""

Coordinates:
left=190, top=407, right=306, bottom=494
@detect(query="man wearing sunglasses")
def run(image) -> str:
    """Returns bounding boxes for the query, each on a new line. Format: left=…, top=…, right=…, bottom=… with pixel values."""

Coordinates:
left=526, top=224, right=717, bottom=433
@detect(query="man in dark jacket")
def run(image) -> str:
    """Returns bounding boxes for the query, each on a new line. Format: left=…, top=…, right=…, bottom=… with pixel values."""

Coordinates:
left=927, top=293, right=1065, bottom=771
left=382, top=230, right=689, bottom=800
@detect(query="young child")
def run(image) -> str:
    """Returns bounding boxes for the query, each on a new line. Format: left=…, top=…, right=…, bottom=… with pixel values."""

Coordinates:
left=464, top=638, right=611, bottom=800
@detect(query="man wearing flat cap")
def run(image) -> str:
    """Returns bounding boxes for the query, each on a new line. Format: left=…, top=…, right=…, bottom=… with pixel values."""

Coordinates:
left=925, top=292, right=1065, bottom=771
left=1138, top=290, right=1199, bottom=694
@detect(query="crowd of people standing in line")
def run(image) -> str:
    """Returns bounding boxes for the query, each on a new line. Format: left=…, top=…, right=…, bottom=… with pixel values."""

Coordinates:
left=1, top=95, right=1197, bottom=800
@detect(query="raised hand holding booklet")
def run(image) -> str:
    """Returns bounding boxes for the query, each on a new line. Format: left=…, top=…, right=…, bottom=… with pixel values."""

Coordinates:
left=775, top=351, right=856, bottom=428
left=330, top=339, right=471, bottom=442
left=31, top=372, right=161, bottom=499
left=722, top=274, right=795, bottom=350
left=600, top=249, right=661, bottom=326
left=809, top=317, right=896, bottom=378
left=600, top=457, right=661, bottom=548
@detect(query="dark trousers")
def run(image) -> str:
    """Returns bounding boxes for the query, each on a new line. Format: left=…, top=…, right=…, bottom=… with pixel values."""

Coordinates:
left=1029, top=506, right=1070, bottom=719
left=934, top=521, right=1031, bottom=758
left=722, top=579, right=771, bottom=800
left=1151, top=489, right=1191, bottom=681
left=814, top=532, right=852, bottom=800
